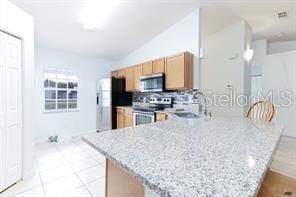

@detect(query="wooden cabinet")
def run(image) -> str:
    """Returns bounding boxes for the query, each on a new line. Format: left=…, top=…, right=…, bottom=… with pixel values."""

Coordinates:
left=111, top=52, right=193, bottom=92
left=165, top=52, right=193, bottom=90
left=258, top=170, right=296, bottom=197
left=116, top=108, right=124, bottom=129
left=106, top=159, right=144, bottom=197
left=142, top=61, right=153, bottom=75
left=117, top=69, right=125, bottom=78
left=125, top=67, right=134, bottom=92
left=152, top=58, right=165, bottom=74
left=124, top=108, right=133, bottom=127
left=111, top=71, right=118, bottom=78
left=133, top=64, right=143, bottom=92
left=156, top=113, right=168, bottom=121
left=117, top=108, right=133, bottom=128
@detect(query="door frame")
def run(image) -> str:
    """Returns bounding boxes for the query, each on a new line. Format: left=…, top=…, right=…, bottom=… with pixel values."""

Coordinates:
left=0, top=29, right=24, bottom=187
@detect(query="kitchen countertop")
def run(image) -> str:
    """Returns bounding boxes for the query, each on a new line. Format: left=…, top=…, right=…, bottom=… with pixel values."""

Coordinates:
left=83, top=117, right=283, bottom=197
left=116, top=106, right=133, bottom=109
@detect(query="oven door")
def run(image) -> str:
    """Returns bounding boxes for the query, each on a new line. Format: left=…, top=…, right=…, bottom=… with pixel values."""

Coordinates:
left=133, top=112, right=155, bottom=126
left=140, top=73, right=164, bottom=92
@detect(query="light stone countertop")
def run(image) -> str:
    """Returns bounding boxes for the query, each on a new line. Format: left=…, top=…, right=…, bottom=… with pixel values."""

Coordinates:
left=116, top=106, right=133, bottom=109
left=83, top=117, right=283, bottom=197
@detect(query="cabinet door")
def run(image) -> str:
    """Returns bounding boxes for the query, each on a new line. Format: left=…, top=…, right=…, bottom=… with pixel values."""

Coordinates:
left=156, top=113, right=167, bottom=121
left=125, top=67, right=133, bottom=92
left=133, top=64, right=143, bottom=92
left=124, top=116, right=133, bottom=127
left=111, top=71, right=118, bottom=78
left=165, top=53, right=185, bottom=89
left=152, top=58, right=165, bottom=74
left=165, top=52, right=193, bottom=90
left=124, top=109, right=133, bottom=127
left=117, top=108, right=124, bottom=129
left=142, top=61, right=152, bottom=76
left=117, top=69, right=125, bottom=78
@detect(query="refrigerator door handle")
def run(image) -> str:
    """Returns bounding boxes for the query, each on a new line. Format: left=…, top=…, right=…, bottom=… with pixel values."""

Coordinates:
left=97, top=94, right=99, bottom=105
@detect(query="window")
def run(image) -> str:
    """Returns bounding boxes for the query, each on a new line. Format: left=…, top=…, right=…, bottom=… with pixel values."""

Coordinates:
left=44, top=69, right=78, bottom=112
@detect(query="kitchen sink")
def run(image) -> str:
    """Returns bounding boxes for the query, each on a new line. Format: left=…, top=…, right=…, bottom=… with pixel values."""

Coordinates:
left=173, top=112, right=200, bottom=119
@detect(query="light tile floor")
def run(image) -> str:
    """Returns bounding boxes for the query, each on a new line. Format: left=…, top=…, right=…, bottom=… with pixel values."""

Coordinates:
left=0, top=137, right=106, bottom=197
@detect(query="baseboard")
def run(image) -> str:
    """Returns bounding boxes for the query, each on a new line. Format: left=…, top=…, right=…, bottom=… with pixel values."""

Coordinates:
left=35, top=129, right=97, bottom=144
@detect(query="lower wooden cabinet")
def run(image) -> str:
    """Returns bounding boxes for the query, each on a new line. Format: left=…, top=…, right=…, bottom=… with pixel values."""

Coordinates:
left=116, top=108, right=124, bottom=129
left=124, top=108, right=133, bottom=127
left=258, top=170, right=296, bottom=197
left=106, top=159, right=144, bottom=197
left=117, top=107, right=133, bottom=129
left=156, top=112, right=168, bottom=122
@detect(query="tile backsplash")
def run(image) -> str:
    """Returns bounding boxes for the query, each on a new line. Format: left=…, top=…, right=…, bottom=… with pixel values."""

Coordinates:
left=133, top=90, right=203, bottom=105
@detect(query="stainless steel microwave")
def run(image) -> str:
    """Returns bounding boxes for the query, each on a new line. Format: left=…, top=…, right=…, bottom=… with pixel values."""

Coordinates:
left=140, top=73, right=164, bottom=92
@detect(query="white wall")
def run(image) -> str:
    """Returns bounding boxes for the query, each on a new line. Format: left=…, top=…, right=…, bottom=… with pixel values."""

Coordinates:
left=244, top=22, right=252, bottom=111
left=268, top=40, right=296, bottom=54
left=252, top=39, right=267, bottom=66
left=250, top=39, right=266, bottom=98
left=201, top=21, right=251, bottom=117
left=262, top=50, right=296, bottom=137
left=0, top=0, right=35, bottom=179
left=35, top=46, right=115, bottom=141
left=117, top=9, right=201, bottom=88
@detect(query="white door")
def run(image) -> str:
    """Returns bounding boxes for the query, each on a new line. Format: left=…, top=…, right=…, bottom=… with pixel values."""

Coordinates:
left=0, top=31, right=6, bottom=192
left=0, top=31, right=22, bottom=192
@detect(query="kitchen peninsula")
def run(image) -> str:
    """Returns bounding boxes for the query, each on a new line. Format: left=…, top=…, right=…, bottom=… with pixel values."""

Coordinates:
left=83, top=117, right=283, bottom=197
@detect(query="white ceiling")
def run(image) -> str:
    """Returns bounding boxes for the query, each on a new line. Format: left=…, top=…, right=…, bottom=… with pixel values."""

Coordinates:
left=11, top=0, right=199, bottom=60
left=11, top=0, right=296, bottom=60
left=202, top=1, right=296, bottom=42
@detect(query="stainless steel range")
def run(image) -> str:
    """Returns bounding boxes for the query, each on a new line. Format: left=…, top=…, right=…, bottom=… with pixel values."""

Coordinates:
left=133, top=97, right=172, bottom=126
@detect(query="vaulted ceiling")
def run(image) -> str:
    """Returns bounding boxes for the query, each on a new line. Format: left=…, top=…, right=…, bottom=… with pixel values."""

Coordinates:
left=12, top=0, right=296, bottom=60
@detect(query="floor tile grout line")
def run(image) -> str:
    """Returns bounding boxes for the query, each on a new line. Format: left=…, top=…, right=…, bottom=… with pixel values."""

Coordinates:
left=37, top=141, right=80, bottom=196
left=3, top=138, right=105, bottom=197
left=54, top=137, right=97, bottom=197
left=1, top=182, right=40, bottom=197
left=4, top=156, right=47, bottom=197
left=35, top=159, right=47, bottom=197
left=37, top=142, right=67, bottom=197
left=70, top=137, right=107, bottom=197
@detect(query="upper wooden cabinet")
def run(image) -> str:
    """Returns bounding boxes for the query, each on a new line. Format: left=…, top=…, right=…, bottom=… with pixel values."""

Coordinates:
left=133, top=64, right=143, bottom=91
left=111, top=51, right=193, bottom=91
left=125, top=67, right=134, bottom=92
left=117, top=69, right=125, bottom=78
left=142, top=61, right=153, bottom=75
left=165, top=52, right=193, bottom=90
left=152, top=58, right=165, bottom=74
left=111, top=71, right=118, bottom=78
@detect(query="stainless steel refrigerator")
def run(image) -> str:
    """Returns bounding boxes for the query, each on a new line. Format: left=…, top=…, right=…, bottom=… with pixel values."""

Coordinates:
left=96, top=77, right=132, bottom=132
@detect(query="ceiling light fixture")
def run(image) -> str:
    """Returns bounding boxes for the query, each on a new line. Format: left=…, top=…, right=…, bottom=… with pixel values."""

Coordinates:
left=79, top=0, right=119, bottom=29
